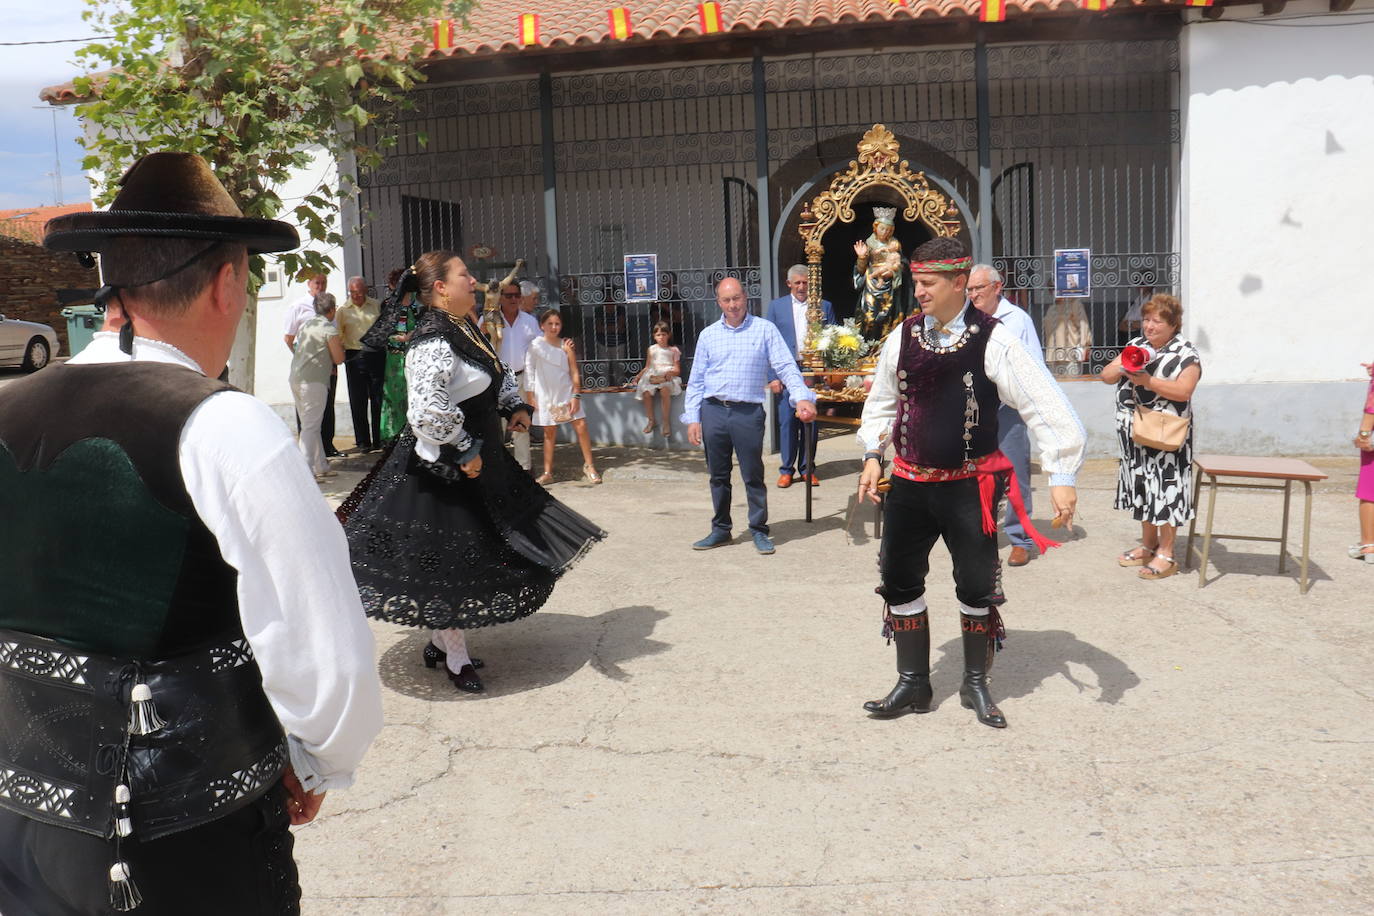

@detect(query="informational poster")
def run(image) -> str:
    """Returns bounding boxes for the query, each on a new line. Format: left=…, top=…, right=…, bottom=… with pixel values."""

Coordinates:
left=623, top=253, right=658, bottom=302
left=1054, top=248, right=1091, bottom=298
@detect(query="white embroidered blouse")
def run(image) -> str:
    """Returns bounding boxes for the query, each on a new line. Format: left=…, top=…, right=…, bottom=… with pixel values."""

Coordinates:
left=405, top=335, right=526, bottom=462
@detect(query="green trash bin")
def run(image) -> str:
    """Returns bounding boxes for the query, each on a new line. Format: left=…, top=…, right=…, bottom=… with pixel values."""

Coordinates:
left=61, top=304, right=104, bottom=357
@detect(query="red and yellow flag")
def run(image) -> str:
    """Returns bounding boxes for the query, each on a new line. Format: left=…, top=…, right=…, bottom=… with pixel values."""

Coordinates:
left=698, top=2, right=724, bottom=34
left=979, top=0, right=1006, bottom=21
left=1186, top=0, right=1214, bottom=6
left=608, top=7, right=633, bottom=40
left=432, top=19, right=454, bottom=50
left=518, top=13, right=541, bottom=46
left=1082, top=0, right=1107, bottom=10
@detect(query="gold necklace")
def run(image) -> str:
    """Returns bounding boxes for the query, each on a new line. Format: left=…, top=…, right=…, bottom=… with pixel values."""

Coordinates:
left=443, top=309, right=502, bottom=364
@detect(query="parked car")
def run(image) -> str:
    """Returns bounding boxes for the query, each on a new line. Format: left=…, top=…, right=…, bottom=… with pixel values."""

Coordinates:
left=0, top=313, right=59, bottom=371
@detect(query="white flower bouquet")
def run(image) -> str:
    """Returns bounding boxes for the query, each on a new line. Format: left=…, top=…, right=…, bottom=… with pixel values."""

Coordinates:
left=811, top=320, right=873, bottom=370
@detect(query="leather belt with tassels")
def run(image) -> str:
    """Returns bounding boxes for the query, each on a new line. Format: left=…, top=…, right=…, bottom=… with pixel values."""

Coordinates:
left=0, top=628, right=287, bottom=911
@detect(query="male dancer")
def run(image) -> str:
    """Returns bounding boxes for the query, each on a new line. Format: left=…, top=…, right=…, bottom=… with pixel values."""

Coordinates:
left=856, top=238, right=1086, bottom=728
left=0, top=152, right=382, bottom=913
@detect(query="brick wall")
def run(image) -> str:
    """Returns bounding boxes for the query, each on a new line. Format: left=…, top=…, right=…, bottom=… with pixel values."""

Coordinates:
left=0, top=235, right=99, bottom=357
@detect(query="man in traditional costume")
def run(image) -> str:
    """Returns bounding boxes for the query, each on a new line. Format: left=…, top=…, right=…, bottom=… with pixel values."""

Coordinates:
left=856, top=238, right=1086, bottom=728
left=0, top=152, right=384, bottom=914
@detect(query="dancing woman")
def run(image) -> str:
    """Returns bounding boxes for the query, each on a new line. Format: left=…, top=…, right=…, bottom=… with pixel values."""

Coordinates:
left=342, top=250, right=605, bottom=693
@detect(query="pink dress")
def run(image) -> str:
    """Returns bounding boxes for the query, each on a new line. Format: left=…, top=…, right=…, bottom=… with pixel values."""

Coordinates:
left=1359, top=377, right=1374, bottom=502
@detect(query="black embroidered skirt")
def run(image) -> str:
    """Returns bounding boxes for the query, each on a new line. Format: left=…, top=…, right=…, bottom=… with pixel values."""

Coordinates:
left=342, top=432, right=605, bottom=630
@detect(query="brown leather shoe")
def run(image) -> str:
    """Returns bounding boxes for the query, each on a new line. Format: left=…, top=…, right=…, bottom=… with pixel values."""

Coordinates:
left=806, top=473, right=820, bottom=487
left=1008, top=546, right=1032, bottom=567
left=777, top=474, right=794, bottom=488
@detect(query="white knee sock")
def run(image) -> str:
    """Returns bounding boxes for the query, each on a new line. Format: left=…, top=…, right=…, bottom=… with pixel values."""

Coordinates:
left=959, top=603, right=989, bottom=617
left=890, top=597, right=928, bottom=616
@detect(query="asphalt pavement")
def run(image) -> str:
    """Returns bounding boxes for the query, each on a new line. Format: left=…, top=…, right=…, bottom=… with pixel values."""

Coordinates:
left=293, top=434, right=1374, bottom=915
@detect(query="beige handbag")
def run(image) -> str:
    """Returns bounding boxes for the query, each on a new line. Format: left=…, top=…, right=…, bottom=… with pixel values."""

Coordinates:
left=1131, top=405, right=1189, bottom=451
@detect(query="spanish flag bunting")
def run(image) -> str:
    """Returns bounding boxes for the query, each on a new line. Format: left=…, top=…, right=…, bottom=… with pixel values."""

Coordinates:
left=698, top=2, right=724, bottom=34
left=1081, top=0, right=1106, bottom=10
left=432, top=19, right=454, bottom=50
left=518, top=13, right=541, bottom=46
left=1185, top=0, right=1214, bottom=6
left=888, top=0, right=908, bottom=6
left=979, top=0, right=1007, bottom=21
left=608, top=7, right=633, bottom=40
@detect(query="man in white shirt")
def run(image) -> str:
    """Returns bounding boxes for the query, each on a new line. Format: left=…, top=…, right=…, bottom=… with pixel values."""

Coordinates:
left=0, top=152, right=383, bottom=915
left=968, top=263, right=1046, bottom=567
left=856, top=238, right=1085, bottom=730
left=496, top=280, right=542, bottom=471
left=763, top=264, right=835, bottom=487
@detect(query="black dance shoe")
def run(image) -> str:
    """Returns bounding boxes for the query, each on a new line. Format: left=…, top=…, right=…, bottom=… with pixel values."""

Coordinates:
left=447, top=664, right=484, bottom=693
left=422, top=643, right=483, bottom=669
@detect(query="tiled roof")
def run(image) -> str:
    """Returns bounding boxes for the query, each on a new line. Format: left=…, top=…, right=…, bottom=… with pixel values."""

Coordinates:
left=40, top=0, right=1185, bottom=101
left=417, top=0, right=1166, bottom=59
left=0, top=203, right=92, bottom=245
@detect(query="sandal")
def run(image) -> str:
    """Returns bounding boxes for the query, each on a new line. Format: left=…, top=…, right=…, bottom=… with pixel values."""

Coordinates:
left=1118, top=546, right=1156, bottom=567
left=1347, top=543, right=1374, bottom=560
left=534, top=471, right=553, bottom=485
left=584, top=464, right=602, bottom=484
left=642, top=420, right=656, bottom=434
left=661, top=424, right=671, bottom=437
left=1138, top=555, right=1179, bottom=580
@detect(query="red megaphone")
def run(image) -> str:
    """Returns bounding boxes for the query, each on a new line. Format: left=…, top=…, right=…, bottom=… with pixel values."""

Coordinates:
left=1121, top=344, right=1156, bottom=373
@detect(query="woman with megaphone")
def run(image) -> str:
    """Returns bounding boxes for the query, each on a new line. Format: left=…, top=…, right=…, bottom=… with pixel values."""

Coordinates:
left=1100, top=294, right=1202, bottom=579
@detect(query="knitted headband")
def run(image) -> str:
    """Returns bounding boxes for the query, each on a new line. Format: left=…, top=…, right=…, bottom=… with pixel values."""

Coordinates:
left=910, top=256, right=973, bottom=274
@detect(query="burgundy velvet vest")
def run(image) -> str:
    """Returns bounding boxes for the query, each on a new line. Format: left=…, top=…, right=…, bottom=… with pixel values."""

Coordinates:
left=892, top=305, right=1001, bottom=470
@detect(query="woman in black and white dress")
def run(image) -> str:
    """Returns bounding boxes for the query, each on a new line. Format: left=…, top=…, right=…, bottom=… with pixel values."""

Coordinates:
left=341, top=250, right=605, bottom=692
left=1100, top=294, right=1202, bottom=580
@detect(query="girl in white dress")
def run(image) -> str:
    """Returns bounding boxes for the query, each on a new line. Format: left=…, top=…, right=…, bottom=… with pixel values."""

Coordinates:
left=632, top=322, right=682, bottom=437
left=526, top=309, right=601, bottom=485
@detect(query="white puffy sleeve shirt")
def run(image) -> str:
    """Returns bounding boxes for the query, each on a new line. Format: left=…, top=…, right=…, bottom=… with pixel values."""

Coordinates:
left=406, top=336, right=526, bottom=463
left=858, top=321, right=1087, bottom=486
left=69, top=333, right=384, bottom=793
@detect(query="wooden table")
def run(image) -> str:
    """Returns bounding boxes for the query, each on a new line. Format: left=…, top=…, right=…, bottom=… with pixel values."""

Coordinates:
left=1183, top=455, right=1328, bottom=594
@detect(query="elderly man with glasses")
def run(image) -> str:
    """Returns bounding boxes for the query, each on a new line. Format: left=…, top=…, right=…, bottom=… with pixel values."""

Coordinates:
left=966, top=264, right=1048, bottom=567
left=497, top=281, right=542, bottom=471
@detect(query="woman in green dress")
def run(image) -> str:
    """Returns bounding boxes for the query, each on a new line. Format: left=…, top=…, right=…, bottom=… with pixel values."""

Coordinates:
left=379, top=296, right=418, bottom=442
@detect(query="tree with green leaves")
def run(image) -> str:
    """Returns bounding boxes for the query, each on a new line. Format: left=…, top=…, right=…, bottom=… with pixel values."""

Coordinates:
left=73, top=0, right=471, bottom=389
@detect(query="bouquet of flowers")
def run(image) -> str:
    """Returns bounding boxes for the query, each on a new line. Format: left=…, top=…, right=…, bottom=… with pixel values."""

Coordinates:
left=812, top=320, right=873, bottom=370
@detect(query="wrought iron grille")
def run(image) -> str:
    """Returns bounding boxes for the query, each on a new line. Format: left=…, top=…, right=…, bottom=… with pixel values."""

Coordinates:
left=556, top=266, right=761, bottom=389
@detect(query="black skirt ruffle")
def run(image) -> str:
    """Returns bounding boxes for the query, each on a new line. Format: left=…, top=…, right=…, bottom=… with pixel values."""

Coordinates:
left=343, top=432, right=604, bottom=630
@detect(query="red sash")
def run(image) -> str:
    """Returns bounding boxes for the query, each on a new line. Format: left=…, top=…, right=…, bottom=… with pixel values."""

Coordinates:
left=891, top=451, right=1058, bottom=554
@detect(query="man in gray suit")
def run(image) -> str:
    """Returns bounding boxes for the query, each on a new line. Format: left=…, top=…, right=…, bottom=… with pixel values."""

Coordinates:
left=764, top=264, right=835, bottom=488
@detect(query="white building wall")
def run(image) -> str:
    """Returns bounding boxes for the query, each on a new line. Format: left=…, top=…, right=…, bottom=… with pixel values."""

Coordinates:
left=1177, top=2, right=1374, bottom=453
left=245, top=146, right=351, bottom=431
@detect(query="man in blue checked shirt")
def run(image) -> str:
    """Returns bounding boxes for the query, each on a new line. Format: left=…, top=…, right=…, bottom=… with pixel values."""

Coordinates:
left=682, top=277, right=817, bottom=555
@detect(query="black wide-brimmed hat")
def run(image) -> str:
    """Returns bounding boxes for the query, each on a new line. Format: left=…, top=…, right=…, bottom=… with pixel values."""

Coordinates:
left=44, top=151, right=299, bottom=286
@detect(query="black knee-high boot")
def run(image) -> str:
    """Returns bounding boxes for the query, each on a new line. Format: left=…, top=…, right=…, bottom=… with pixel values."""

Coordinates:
left=863, top=611, right=932, bottom=717
left=959, top=612, right=1007, bottom=728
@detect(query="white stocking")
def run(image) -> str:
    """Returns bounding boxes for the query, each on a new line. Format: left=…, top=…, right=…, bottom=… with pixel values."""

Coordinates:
left=890, top=597, right=927, bottom=616
left=432, top=628, right=472, bottom=674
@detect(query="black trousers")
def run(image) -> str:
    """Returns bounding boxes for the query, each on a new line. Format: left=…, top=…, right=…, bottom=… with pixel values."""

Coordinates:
left=320, top=370, right=337, bottom=452
left=343, top=349, right=381, bottom=449
left=878, top=475, right=1005, bottom=609
left=701, top=398, right=768, bottom=535
left=0, top=782, right=300, bottom=916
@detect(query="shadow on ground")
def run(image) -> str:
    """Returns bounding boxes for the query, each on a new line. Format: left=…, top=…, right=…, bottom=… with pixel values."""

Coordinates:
left=925, top=629, right=1141, bottom=707
left=1185, top=541, right=1330, bottom=590
left=376, top=606, right=671, bottom=702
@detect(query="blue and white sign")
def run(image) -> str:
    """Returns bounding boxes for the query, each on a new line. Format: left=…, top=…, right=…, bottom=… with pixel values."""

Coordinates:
left=623, top=253, right=659, bottom=303
left=1054, top=248, right=1091, bottom=298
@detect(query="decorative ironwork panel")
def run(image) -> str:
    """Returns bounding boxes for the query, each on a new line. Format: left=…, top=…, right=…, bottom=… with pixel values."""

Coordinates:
left=556, top=266, right=760, bottom=387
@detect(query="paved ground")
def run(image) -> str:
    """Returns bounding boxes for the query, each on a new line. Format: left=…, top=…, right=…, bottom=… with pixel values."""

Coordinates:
left=293, top=432, right=1373, bottom=915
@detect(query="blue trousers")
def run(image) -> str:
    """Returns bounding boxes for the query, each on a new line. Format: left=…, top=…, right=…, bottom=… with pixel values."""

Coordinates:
left=777, top=393, right=817, bottom=476
left=997, top=403, right=1034, bottom=549
left=702, top=398, right=768, bottom=535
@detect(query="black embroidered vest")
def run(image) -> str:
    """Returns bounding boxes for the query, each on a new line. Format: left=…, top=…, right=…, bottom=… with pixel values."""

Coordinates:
left=0, top=362, right=286, bottom=842
left=892, top=305, right=1001, bottom=470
